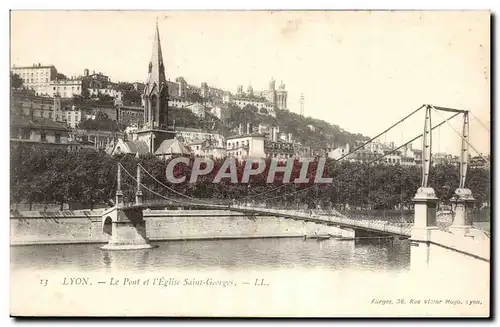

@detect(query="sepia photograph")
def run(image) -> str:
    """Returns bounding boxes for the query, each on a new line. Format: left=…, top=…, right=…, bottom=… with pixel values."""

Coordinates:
left=8, top=10, right=491, bottom=317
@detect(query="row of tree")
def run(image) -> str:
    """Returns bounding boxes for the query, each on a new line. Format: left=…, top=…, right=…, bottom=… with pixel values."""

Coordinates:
left=10, top=146, right=490, bottom=211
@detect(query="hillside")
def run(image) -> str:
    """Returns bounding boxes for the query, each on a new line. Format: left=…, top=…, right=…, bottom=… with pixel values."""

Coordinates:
left=165, top=104, right=369, bottom=149
left=224, top=104, right=369, bottom=149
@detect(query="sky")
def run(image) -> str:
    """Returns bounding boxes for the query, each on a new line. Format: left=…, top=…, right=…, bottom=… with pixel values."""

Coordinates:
left=10, top=10, right=491, bottom=156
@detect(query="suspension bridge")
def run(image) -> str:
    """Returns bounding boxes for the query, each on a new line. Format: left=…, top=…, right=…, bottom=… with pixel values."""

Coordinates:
left=99, top=104, right=490, bottom=262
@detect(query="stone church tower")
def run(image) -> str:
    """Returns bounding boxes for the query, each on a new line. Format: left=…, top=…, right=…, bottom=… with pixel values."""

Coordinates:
left=136, top=22, right=175, bottom=153
left=143, top=21, right=168, bottom=128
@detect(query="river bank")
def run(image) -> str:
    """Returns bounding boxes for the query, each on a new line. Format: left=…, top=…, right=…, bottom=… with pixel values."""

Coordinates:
left=10, top=209, right=356, bottom=246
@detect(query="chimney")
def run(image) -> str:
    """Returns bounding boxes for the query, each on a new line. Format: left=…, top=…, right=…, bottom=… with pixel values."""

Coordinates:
left=288, top=133, right=293, bottom=143
left=30, top=102, right=34, bottom=121
left=238, top=123, right=243, bottom=135
left=247, top=122, right=252, bottom=134
left=346, top=143, right=350, bottom=153
left=53, top=94, right=61, bottom=121
left=272, top=127, right=278, bottom=142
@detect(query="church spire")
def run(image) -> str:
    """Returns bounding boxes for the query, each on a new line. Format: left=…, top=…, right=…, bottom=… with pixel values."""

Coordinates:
left=146, top=20, right=166, bottom=88
left=143, top=21, right=168, bottom=130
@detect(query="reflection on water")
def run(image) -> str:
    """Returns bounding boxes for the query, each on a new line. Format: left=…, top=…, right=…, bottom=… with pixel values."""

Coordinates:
left=11, top=238, right=410, bottom=273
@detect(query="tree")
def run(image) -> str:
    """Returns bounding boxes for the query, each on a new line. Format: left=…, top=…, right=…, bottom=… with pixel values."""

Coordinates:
left=122, top=90, right=142, bottom=106
left=188, top=92, right=204, bottom=103
left=9, top=145, right=491, bottom=213
left=116, top=82, right=133, bottom=92
left=10, top=72, right=23, bottom=89
left=242, top=104, right=259, bottom=113
left=79, top=117, right=119, bottom=131
left=81, top=87, right=90, bottom=99
left=56, top=73, right=67, bottom=80
left=72, top=94, right=84, bottom=106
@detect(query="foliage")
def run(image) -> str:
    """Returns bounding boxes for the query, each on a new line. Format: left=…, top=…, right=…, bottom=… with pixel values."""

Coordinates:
left=225, top=106, right=369, bottom=149
left=79, top=115, right=120, bottom=131
left=122, top=90, right=142, bottom=106
left=116, top=82, right=133, bottom=92
left=168, top=107, right=206, bottom=129
left=10, top=73, right=23, bottom=89
left=10, top=146, right=491, bottom=211
left=187, top=92, right=204, bottom=103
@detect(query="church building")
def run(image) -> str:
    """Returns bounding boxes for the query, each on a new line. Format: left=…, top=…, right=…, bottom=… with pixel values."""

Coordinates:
left=110, top=22, right=188, bottom=158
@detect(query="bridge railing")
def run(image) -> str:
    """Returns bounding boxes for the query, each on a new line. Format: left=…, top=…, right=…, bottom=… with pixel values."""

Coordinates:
left=125, top=199, right=413, bottom=236
left=232, top=204, right=413, bottom=236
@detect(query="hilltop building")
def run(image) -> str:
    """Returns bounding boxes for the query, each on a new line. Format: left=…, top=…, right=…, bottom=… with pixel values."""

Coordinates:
left=11, top=63, right=58, bottom=90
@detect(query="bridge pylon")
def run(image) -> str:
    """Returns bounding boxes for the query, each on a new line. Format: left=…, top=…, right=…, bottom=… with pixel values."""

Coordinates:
left=100, top=206, right=153, bottom=250
left=116, top=163, right=124, bottom=208
left=449, top=111, right=475, bottom=237
left=100, top=164, right=153, bottom=250
left=411, top=187, right=439, bottom=242
left=135, top=165, right=143, bottom=206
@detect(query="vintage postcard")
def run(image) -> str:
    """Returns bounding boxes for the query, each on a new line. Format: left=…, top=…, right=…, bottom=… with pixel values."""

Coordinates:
left=9, top=10, right=491, bottom=317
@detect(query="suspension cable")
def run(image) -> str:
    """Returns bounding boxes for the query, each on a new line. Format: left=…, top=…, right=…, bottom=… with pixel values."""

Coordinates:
left=469, top=110, right=490, bottom=132
left=138, top=163, right=212, bottom=205
left=259, top=112, right=462, bottom=203
left=237, top=105, right=426, bottom=201
left=430, top=106, right=490, bottom=166
left=118, top=163, right=189, bottom=205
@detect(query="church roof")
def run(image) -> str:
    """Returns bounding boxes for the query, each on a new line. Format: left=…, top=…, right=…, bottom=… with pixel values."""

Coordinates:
left=111, top=139, right=150, bottom=156
left=154, top=138, right=191, bottom=156
left=125, top=140, right=150, bottom=155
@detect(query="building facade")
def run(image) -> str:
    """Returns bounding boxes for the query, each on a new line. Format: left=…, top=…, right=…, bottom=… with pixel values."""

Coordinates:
left=11, top=63, right=58, bottom=90
left=36, top=79, right=83, bottom=98
left=226, top=134, right=267, bottom=160
left=10, top=90, right=63, bottom=121
left=10, top=115, right=77, bottom=150
left=175, top=127, right=224, bottom=147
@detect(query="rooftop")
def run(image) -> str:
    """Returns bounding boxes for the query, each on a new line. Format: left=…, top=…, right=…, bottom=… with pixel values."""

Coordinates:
left=226, top=133, right=267, bottom=140
left=12, top=64, right=56, bottom=70
left=11, top=115, right=69, bottom=132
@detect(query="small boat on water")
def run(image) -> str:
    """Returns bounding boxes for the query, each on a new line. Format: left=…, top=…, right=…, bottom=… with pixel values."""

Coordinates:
left=304, top=234, right=331, bottom=240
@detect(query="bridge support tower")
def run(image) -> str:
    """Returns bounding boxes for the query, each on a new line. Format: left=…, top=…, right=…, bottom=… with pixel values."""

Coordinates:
left=100, top=164, right=153, bottom=250
left=449, top=111, right=475, bottom=237
left=411, top=187, right=439, bottom=243
left=410, top=187, right=439, bottom=270
left=449, top=188, right=475, bottom=237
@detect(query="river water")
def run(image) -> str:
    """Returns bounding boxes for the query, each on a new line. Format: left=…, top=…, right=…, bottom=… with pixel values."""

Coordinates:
left=11, top=237, right=410, bottom=273
left=10, top=236, right=489, bottom=317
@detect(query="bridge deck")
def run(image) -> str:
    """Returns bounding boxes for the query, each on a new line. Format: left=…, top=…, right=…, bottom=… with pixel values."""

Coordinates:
left=120, top=201, right=412, bottom=237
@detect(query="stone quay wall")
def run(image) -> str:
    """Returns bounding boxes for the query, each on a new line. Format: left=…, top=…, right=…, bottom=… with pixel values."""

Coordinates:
left=10, top=209, right=354, bottom=246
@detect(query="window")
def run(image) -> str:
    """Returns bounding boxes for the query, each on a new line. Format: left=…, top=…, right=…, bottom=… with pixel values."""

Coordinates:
left=21, top=128, right=30, bottom=140
left=40, top=131, right=47, bottom=142
left=55, top=133, right=61, bottom=143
